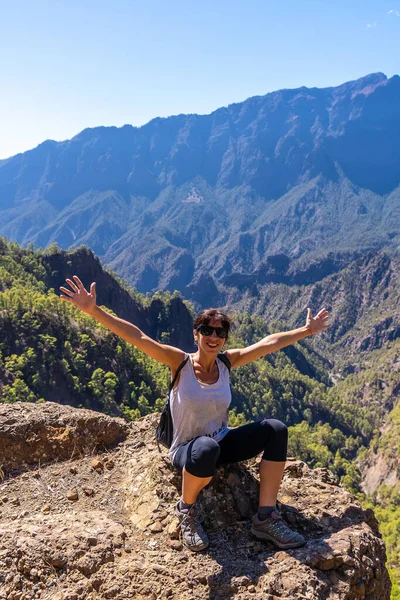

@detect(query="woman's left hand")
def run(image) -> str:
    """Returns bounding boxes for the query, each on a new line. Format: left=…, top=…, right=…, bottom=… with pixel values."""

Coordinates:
left=305, top=307, right=330, bottom=335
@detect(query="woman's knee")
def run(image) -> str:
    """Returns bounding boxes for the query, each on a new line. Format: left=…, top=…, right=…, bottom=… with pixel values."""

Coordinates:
left=260, top=418, right=288, bottom=461
left=185, top=436, right=220, bottom=477
left=261, top=418, right=288, bottom=438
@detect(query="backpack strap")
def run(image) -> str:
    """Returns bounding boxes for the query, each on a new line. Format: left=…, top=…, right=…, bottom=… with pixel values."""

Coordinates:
left=217, top=352, right=231, bottom=372
left=168, top=354, right=189, bottom=392
left=168, top=353, right=229, bottom=392
left=157, top=355, right=189, bottom=456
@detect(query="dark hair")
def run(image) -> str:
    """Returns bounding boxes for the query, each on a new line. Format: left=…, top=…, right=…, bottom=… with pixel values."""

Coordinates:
left=193, top=308, right=231, bottom=336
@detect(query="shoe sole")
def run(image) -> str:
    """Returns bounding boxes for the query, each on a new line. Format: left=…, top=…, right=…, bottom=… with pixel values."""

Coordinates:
left=251, top=526, right=306, bottom=549
left=182, top=540, right=209, bottom=552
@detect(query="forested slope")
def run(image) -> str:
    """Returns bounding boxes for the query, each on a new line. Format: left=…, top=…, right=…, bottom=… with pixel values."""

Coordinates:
left=0, top=238, right=194, bottom=418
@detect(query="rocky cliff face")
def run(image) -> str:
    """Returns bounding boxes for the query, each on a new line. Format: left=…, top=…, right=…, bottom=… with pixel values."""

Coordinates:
left=360, top=452, right=399, bottom=496
left=359, top=397, right=400, bottom=495
left=0, top=403, right=391, bottom=600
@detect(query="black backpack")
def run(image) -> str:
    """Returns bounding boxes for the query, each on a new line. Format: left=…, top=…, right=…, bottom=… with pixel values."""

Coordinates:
left=156, top=353, right=231, bottom=450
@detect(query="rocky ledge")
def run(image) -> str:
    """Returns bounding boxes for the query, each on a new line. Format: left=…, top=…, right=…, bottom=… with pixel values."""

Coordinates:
left=0, top=403, right=391, bottom=600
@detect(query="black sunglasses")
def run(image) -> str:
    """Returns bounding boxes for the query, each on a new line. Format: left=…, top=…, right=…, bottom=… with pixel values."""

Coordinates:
left=196, top=325, right=229, bottom=339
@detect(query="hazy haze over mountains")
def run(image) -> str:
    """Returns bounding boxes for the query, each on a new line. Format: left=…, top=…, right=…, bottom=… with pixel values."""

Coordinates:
left=1, top=72, right=399, bottom=296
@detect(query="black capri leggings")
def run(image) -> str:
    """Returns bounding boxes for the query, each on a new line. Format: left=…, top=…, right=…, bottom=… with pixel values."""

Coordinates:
left=172, top=419, right=288, bottom=478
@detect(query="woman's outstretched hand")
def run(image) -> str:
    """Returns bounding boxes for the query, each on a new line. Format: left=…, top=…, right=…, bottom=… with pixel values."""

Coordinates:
left=305, top=307, right=330, bottom=335
left=59, top=275, right=97, bottom=315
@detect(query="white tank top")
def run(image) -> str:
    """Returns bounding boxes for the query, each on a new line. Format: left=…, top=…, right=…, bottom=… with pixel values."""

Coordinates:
left=169, top=354, right=232, bottom=461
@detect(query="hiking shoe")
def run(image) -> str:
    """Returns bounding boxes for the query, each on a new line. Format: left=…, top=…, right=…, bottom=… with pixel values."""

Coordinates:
left=175, top=502, right=209, bottom=552
left=251, top=510, right=306, bottom=549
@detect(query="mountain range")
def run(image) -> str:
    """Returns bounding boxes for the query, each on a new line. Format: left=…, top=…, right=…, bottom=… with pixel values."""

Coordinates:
left=1, top=72, right=399, bottom=296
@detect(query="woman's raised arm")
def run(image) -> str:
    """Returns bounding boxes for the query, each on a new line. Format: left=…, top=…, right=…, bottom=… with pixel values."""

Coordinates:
left=225, top=308, right=330, bottom=368
left=59, top=275, right=186, bottom=369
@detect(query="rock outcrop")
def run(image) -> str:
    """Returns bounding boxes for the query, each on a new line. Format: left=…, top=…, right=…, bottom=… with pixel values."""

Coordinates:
left=0, top=404, right=391, bottom=600
left=360, top=451, right=399, bottom=495
left=0, top=402, right=129, bottom=473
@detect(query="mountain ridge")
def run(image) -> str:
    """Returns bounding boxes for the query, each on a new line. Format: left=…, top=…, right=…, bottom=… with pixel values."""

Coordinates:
left=1, top=72, right=399, bottom=294
left=2, top=71, right=389, bottom=162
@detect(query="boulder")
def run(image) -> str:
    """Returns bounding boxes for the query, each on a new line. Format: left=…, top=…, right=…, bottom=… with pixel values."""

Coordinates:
left=0, top=401, right=129, bottom=472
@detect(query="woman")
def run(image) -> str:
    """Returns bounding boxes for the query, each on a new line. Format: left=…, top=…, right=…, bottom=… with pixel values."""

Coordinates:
left=60, top=275, right=330, bottom=552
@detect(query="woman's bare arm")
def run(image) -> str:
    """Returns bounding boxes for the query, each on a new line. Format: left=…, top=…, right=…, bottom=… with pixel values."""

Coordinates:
left=225, top=308, right=330, bottom=368
left=59, top=275, right=185, bottom=370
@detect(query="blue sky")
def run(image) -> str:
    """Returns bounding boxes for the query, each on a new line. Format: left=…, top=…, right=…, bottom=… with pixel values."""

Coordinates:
left=1, top=0, right=399, bottom=159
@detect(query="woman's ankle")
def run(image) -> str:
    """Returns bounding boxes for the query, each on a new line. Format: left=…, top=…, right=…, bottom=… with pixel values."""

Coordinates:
left=178, top=498, right=195, bottom=512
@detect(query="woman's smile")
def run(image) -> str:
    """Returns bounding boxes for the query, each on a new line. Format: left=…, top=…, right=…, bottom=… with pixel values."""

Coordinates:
left=196, top=319, right=226, bottom=353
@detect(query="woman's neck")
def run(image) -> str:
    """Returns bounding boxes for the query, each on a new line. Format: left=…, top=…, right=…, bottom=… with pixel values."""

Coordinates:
left=192, top=350, right=217, bottom=372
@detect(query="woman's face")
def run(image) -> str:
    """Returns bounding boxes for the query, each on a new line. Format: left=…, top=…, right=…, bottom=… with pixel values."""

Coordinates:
left=194, top=318, right=227, bottom=355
